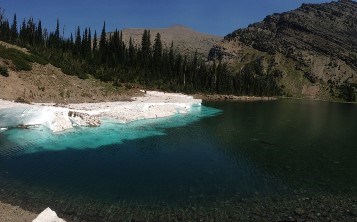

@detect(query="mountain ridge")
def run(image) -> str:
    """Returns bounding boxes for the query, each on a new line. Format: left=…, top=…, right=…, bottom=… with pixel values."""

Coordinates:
left=209, top=0, right=357, bottom=101
left=109, top=25, right=222, bottom=57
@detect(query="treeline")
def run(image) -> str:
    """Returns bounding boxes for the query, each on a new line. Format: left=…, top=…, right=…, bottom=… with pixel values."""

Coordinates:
left=0, top=9, right=282, bottom=96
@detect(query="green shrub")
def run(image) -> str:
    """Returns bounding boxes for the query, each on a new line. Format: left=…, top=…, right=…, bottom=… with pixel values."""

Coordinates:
left=0, top=45, right=32, bottom=71
left=0, top=66, right=9, bottom=77
left=27, top=54, right=48, bottom=65
left=12, top=56, right=32, bottom=71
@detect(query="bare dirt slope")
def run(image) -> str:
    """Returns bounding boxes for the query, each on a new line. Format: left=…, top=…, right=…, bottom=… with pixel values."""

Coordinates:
left=0, top=42, right=141, bottom=104
left=116, top=25, right=222, bottom=57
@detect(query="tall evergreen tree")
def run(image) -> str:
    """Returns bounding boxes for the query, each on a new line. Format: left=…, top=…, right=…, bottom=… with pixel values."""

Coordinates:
left=10, top=14, right=17, bottom=42
left=93, top=30, right=98, bottom=52
left=70, top=32, right=73, bottom=45
left=141, top=29, right=151, bottom=67
left=74, top=26, right=81, bottom=55
left=128, top=37, right=135, bottom=65
left=0, top=8, right=4, bottom=24
left=27, top=17, right=35, bottom=45
left=153, top=33, right=162, bottom=60
left=36, top=20, right=42, bottom=45
left=81, top=27, right=88, bottom=57
left=19, top=19, right=26, bottom=44
left=55, top=19, right=60, bottom=45
left=88, top=28, right=92, bottom=54
left=153, top=32, right=163, bottom=73
left=99, top=21, right=107, bottom=63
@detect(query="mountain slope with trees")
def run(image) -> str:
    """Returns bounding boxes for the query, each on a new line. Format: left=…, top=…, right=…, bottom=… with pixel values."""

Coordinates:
left=0, top=6, right=282, bottom=100
left=1, top=1, right=355, bottom=102
left=115, top=25, right=222, bottom=57
left=209, top=0, right=357, bottom=101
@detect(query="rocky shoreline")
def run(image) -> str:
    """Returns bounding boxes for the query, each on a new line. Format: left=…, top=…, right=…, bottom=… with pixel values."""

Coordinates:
left=194, top=93, right=277, bottom=102
left=1, top=193, right=357, bottom=221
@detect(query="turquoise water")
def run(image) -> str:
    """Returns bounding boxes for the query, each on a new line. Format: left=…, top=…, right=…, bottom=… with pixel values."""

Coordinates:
left=0, top=100, right=357, bottom=220
left=0, top=105, right=221, bottom=154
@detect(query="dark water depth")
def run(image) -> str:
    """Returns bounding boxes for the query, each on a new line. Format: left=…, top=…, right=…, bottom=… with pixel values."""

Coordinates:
left=0, top=99, right=357, bottom=220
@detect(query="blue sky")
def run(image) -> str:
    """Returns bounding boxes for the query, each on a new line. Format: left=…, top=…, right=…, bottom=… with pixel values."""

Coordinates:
left=0, top=0, right=332, bottom=37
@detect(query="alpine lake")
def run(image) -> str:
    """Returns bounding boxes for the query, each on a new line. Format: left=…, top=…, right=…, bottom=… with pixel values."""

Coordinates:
left=0, top=99, right=357, bottom=221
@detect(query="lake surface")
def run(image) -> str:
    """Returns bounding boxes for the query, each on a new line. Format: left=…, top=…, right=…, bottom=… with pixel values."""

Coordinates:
left=0, top=99, right=357, bottom=220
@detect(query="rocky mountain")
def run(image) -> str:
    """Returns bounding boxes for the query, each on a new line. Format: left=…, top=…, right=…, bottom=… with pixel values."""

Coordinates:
left=111, top=25, right=222, bottom=57
left=209, top=0, right=357, bottom=100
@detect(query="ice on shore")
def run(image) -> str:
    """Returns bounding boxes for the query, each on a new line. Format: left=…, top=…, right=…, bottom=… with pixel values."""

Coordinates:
left=0, top=91, right=202, bottom=133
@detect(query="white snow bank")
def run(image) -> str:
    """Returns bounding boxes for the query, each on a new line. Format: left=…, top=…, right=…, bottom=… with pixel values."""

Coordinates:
left=0, top=91, right=202, bottom=133
left=33, top=207, right=66, bottom=222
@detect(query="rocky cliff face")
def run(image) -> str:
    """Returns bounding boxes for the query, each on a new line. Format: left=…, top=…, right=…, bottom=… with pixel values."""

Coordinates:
left=209, top=0, right=357, bottom=100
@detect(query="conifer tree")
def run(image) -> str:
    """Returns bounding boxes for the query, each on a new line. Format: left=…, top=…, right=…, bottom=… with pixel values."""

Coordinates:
left=141, top=30, right=151, bottom=56
left=82, top=27, right=88, bottom=57
left=55, top=19, right=60, bottom=47
left=0, top=8, right=4, bottom=24
left=153, top=32, right=163, bottom=75
left=99, top=21, right=107, bottom=63
left=74, top=26, right=81, bottom=55
left=36, top=20, right=42, bottom=45
left=27, top=17, right=35, bottom=45
left=141, top=29, right=151, bottom=67
left=10, top=14, right=17, bottom=42
left=19, top=19, right=26, bottom=43
left=93, top=30, right=97, bottom=51
left=153, top=33, right=162, bottom=61
left=88, top=28, right=92, bottom=54
left=128, top=37, right=135, bottom=65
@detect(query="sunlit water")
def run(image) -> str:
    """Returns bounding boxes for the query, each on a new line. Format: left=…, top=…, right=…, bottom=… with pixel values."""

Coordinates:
left=0, top=100, right=357, bottom=220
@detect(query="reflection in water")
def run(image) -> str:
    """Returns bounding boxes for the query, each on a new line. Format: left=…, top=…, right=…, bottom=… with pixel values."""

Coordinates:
left=204, top=100, right=357, bottom=194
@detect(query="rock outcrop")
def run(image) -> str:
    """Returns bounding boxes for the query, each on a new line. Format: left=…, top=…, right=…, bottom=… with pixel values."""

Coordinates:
left=68, top=111, right=101, bottom=127
left=209, top=0, right=357, bottom=101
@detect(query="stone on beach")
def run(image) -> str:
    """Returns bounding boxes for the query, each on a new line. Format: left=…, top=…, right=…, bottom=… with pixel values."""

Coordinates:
left=32, top=207, right=66, bottom=222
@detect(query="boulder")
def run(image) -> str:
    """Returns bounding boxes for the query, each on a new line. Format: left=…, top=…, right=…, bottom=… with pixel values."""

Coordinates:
left=33, top=207, right=66, bottom=222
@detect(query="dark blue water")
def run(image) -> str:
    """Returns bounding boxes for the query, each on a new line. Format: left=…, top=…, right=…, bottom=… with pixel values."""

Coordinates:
left=0, top=100, right=357, bottom=220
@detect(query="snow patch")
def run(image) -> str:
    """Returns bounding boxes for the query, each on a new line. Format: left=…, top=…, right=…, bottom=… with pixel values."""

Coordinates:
left=0, top=91, right=202, bottom=133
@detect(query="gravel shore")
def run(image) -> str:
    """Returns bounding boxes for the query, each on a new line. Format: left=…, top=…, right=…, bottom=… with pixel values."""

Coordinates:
left=1, top=193, right=357, bottom=221
left=0, top=201, right=37, bottom=222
